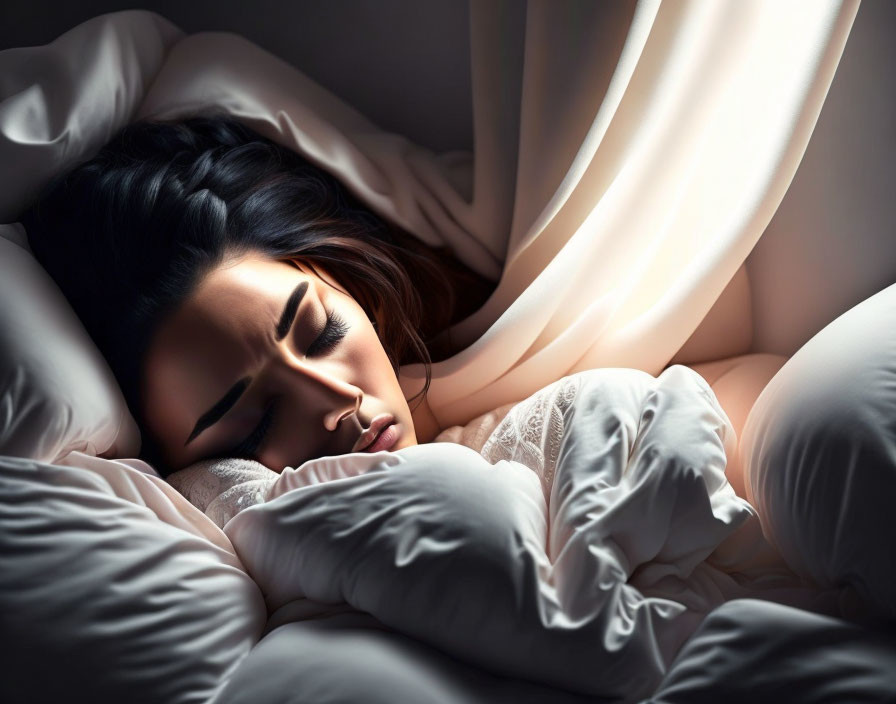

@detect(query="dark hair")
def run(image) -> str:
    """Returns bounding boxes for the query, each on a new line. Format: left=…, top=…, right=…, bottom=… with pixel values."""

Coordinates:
left=23, top=114, right=475, bottom=470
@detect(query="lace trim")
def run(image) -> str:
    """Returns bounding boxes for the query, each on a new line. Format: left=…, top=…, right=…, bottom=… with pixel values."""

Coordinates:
left=480, top=375, right=580, bottom=498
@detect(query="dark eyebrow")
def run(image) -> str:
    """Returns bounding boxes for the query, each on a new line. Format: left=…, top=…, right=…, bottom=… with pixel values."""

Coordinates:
left=184, top=280, right=309, bottom=446
left=276, top=281, right=308, bottom=342
left=185, top=376, right=251, bottom=446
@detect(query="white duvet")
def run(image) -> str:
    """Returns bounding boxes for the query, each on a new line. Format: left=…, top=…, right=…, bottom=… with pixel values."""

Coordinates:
left=218, top=365, right=826, bottom=701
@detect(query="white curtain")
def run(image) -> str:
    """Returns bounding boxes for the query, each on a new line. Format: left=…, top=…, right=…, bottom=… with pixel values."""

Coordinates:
left=0, top=0, right=861, bottom=434
left=399, top=0, right=860, bottom=428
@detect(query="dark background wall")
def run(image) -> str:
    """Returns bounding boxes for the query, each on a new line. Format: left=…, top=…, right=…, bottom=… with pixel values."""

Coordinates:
left=0, top=0, right=473, bottom=154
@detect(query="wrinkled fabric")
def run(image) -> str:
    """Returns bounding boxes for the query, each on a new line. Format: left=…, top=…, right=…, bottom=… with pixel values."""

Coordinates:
left=0, top=10, right=183, bottom=222
left=60, top=450, right=243, bottom=556
left=648, top=599, right=896, bottom=703
left=168, top=456, right=278, bottom=529
left=211, top=613, right=599, bottom=704
left=224, top=366, right=823, bottom=701
left=0, top=455, right=266, bottom=704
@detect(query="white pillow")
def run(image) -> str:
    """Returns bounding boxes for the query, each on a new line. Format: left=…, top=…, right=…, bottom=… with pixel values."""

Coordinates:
left=0, top=454, right=266, bottom=703
left=741, top=281, right=896, bottom=620
left=0, top=224, right=140, bottom=461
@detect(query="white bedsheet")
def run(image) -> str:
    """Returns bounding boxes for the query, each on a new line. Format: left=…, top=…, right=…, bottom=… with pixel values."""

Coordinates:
left=221, top=365, right=830, bottom=701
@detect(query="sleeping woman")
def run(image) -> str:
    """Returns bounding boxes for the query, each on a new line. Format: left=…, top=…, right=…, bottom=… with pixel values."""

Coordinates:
left=23, top=115, right=495, bottom=477
left=23, top=114, right=896, bottom=646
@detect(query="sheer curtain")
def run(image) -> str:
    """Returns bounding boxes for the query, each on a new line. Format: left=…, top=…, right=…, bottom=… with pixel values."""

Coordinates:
left=399, top=0, right=861, bottom=428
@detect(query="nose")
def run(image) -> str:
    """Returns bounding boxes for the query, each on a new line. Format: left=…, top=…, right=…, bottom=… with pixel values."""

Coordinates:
left=275, top=354, right=363, bottom=432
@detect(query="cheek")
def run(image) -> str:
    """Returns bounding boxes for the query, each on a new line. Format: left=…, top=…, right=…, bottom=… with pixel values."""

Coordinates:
left=349, top=320, right=402, bottom=392
left=334, top=296, right=388, bottom=360
left=327, top=291, right=400, bottom=387
left=351, top=321, right=395, bottom=375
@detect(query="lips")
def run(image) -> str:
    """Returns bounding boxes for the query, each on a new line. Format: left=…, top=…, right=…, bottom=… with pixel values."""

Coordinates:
left=352, top=413, right=395, bottom=452
left=362, top=422, right=401, bottom=453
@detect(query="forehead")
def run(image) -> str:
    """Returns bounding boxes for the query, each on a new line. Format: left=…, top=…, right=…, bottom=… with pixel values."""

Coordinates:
left=158, top=255, right=306, bottom=354
left=199, top=255, right=307, bottom=303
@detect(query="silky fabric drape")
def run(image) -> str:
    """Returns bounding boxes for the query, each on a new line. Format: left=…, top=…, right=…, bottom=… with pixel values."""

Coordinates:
left=401, top=0, right=861, bottom=428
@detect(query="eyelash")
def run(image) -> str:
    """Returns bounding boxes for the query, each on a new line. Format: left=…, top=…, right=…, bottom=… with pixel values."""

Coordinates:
left=230, top=311, right=349, bottom=459
left=306, top=310, right=349, bottom=357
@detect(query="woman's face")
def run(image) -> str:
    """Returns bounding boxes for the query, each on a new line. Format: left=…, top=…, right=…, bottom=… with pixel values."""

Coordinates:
left=141, top=253, right=419, bottom=473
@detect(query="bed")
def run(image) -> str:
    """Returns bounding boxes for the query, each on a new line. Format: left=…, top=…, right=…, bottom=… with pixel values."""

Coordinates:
left=2, top=4, right=896, bottom=703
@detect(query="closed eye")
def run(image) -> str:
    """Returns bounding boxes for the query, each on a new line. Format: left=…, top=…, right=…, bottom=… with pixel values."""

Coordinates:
left=306, top=310, right=349, bottom=356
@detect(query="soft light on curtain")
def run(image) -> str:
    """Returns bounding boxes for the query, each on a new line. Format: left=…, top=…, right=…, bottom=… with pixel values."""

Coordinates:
left=399, top=0, right=861, bottom=428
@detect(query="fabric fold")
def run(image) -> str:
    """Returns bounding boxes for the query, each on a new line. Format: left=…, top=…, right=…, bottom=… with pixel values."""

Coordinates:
left=402, top=0, right=860, bottom=430
left=0, top=9, right=184, bottom=222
